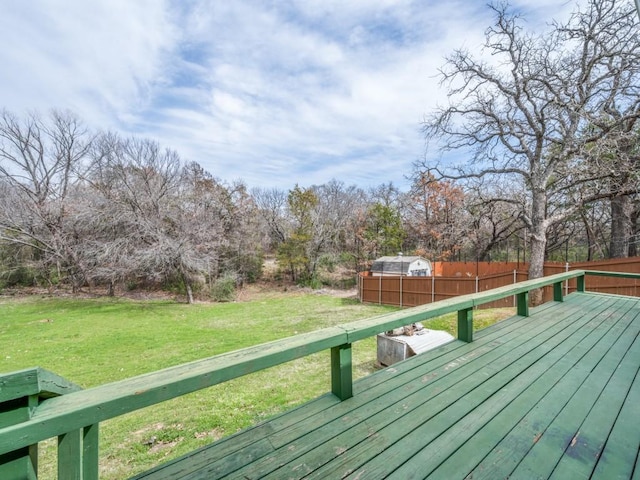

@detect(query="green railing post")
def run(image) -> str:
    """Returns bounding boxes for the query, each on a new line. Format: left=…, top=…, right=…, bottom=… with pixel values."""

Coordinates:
left=577, top=274, right=585, bottom=292
left=331, top=344, right=353, bottom=400
left=0, top=394, right=38, bottom=480
left=553, top=281, right=563, bottom=302
left=0, top=368, right=82, bottom=480
left=58, top=429, right=82, bottom=479
left=58, top=423, right=99, bottom=480
left=457, top=307, right=473, bottom=343
left=82, top=424, right=99, bottom=480
left=517, top=291, right=529, bottom=316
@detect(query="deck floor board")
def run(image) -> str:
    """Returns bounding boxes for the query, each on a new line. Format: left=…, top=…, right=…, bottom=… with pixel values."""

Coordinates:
left=430, top=297, right=639, bottom=480
left=132, top=292, right=640, bottom=480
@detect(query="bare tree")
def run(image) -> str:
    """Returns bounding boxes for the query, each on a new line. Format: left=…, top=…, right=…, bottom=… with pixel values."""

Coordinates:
left=419, top=0, right=640, bottom=300
left=212, top=178, right=265, bottom=283
left=87, top=134, right=214, bottom=302
left=311, top=180, right=366, bottom=271
left=462, top=183, right=525, bottom=261
left=586, top=128, right=640, bottom=257
left=0, top=109, right=93, bottom=289
left=251, top=186, right=288, bottom=249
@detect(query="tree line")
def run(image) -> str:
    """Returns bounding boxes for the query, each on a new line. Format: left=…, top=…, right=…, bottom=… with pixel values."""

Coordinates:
left=0, top=0, right=638, bottom=301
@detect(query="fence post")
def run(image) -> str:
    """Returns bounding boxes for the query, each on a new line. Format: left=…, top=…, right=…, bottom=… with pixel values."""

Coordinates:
left=431, top=275, right=435, bottom=303
left=513, top=270, right=517, bottom=307
left=475, top=276, right=479, bottom=293
left=378, top=274, right=381, bottom=305
left=400, top=274, right=403, bottom=308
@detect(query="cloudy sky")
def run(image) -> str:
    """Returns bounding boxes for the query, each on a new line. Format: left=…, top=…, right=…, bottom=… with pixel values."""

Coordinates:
left=0, top=0, right=575, bottom=190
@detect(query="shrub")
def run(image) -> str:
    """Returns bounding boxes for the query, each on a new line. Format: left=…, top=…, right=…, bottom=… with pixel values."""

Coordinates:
left=0, top=266, right=37, bottom=287
left=210, top=274, right=237, bottom=302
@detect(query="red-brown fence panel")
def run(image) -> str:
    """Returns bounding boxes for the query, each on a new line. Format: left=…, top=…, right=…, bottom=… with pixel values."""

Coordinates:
left=359, top=256, right=640, bottom=308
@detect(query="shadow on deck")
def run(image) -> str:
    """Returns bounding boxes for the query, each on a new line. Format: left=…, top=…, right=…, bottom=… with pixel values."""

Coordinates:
left=135, top=291, right=640, bottom=479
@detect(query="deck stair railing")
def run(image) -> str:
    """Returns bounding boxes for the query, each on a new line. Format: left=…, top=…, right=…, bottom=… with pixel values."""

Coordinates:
left=1, top=269, right=638, bottom=479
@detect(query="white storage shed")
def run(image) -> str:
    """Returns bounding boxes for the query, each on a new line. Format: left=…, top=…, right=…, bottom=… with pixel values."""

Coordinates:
left=370, top=254, right=432, bottom=277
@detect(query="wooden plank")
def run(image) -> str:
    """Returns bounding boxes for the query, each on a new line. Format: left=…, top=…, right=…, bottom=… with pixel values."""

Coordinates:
left=0, top=367, right=82, bottom=480
left=0, top=367, right=81, bottom=403
left=0, top=448, right=37, bottom=480
left=423, top=296, right=639, bottom=479
left=473, top=299, right=639, bottom=479
left=348, top=271, right=585, bottom=342
left=469, top=270, right=583, bottom=307
left=58, top=424, right=99, bottom=480
left=156, top=438, right=276, bottom=480
left=550, top=315, right=640, bottom=478
left=585, top=270, right=640, bottom=279
left=131, top=393, right=341, bottom=479
left=257, top=296, right=612, bottom=479
left=343, top=296, right=474, bottom=342
left=505, top=301, right=640, bottom=478
left=553, top=280, right=563, bottom=302
left=589, top=366, right=640, bottom=479
left=339, top=297, right=626, bottom=479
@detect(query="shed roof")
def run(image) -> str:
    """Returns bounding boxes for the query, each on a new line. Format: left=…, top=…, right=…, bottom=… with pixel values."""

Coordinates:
left=371, top=255, right=430, bottom=275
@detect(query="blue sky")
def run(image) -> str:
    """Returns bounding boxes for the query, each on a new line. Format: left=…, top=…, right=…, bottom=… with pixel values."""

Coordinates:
left=0, top=0, right=575, bottom=190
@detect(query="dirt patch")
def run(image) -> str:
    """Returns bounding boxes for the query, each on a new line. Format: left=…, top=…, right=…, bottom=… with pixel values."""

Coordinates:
left=235, top=283, right=357, bottom=302
left=194, top=428, right=224, bottom=441
left=1, top=273, right=358, bottom=304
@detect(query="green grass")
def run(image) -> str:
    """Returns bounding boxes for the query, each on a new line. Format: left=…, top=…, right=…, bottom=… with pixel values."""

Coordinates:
left=0, top=291, right=512, bottom=479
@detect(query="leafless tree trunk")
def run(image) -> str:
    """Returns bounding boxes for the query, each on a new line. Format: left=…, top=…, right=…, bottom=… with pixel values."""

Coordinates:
left=610, top=194, right=633, bottom=258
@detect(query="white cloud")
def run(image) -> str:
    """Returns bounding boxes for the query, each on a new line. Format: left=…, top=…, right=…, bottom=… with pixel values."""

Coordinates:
left=0, top=0, right=176, bottom=123
left=0, top=0, right=582, bottom=190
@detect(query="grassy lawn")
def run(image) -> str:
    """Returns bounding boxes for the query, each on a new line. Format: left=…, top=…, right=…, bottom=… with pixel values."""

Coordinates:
left=0, top=289, right=513, bottom=479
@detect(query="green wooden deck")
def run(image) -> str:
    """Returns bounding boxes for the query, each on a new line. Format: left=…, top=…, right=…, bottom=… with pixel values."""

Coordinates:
left=133, top=291, right=640, bottom=479
left=1, top=271, right=638, bottom=479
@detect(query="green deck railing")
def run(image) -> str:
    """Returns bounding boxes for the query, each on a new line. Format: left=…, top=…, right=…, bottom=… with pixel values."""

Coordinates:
left=1, top=269, right=637, bottom=479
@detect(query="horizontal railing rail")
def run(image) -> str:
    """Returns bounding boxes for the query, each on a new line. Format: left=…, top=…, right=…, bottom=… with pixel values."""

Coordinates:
left=1, top=269, right=637, bottom=479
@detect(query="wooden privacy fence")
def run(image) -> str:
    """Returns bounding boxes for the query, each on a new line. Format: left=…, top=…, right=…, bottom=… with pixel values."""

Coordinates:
left=359, top=257, right=640, bottom=308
